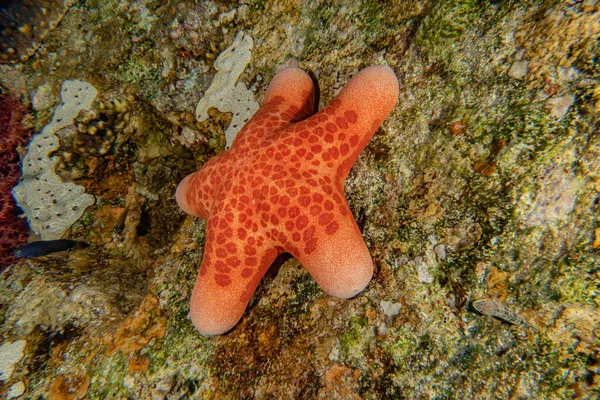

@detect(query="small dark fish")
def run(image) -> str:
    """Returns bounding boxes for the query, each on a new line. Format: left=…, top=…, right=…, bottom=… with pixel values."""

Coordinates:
left=114, top=207, right=129, bottom=234
left=14, top=240, right=86, bottom=258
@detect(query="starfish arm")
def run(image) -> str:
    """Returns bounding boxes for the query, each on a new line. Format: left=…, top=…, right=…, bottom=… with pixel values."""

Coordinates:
left=298, top=65, right=399, bottom=181
left=176, top=154, right=228, bottom=219
left=267, top=183, right=373, bottom=299
left=291, top=200, right=373, bottom=299
left=189, top=217, right=281, bottom=335
left=262, top=66, right=315, bottom=117
left=230, top=67, right=315, bottom=150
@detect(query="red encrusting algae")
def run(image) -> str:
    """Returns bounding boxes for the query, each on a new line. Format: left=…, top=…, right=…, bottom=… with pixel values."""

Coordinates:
left=0, top=94, right=32, bottom=267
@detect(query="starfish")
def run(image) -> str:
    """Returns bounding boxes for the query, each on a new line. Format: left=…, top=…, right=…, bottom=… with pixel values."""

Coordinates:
left=177, top=65, right=399, bottom=335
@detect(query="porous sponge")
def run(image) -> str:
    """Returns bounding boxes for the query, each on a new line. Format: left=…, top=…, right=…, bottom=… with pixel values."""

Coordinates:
left=12, top=80, right=97, bottom=240
left=195, top=31, right=258, bottom=148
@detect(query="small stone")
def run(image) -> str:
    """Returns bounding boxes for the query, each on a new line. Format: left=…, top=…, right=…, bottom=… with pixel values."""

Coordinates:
left=380, top=300, right=402, bottom=317
left=415, top=257, right=434, bottom=284
left=446, top=293, right=456, bottom=308
left=6, top=381, right=26, bottom=398
left=592, top=228, right=600, bottom=249
left=450, top=120, right=468, bottom=136
left=475, top=262, right=487, bottom=280
left=123, top=375, right=135, bottom=390
left=328, top=345, right=340, bottom=362
left=161, top=58, right=172, bottom=78
left=547, top=95, right=575, bottom=119
left=218, top=9, right=237, bottom=24
left=582, top=0, right=598, bottom=12
left=31, top=83, right=55, bottom=111
left=434, top=244, right=446, bottom=260
left=508, top=60, right=529, bottom=79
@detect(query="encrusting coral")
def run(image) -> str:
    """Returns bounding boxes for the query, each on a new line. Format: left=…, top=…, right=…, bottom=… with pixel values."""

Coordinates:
left=177, top=65, right=399, bottom=335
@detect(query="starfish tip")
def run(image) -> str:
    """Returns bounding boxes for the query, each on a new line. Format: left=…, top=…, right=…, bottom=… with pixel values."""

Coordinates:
left=175, top=173, right=196, bottom=216
left=190, top=313, right=236, bottom=336
left=349, top=64, right=399, bottom=116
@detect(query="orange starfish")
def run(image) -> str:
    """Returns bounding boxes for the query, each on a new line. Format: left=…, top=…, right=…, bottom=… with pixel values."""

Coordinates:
left=177, top=65, right=399, bottom=335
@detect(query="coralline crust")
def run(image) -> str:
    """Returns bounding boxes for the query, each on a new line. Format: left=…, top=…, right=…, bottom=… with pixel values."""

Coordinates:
left=0, top=340, right=26, bottom=381
left=514, top=2, right=600, bottom=80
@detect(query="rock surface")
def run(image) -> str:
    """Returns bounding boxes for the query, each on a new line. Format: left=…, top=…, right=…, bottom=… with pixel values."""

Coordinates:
left=0, top=0, right=598, bottom=398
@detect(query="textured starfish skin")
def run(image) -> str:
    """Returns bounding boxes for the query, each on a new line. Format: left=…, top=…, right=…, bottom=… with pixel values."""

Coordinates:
left=177, top=65, right=399, bottom=335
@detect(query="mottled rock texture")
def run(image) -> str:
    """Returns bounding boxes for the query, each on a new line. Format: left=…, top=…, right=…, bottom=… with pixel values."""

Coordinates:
left=0, top=0, right=75, bottom=64
left=0, top=0, right=598, bottom=398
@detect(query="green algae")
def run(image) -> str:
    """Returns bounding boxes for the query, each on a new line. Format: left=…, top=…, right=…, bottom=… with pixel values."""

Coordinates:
left=114, top=37, right=163, bottom=100
left=286, top=273, right=322, bottom=316
left=416, top=0, right=487, bottom=51
left=381, top=325, right=419, bottom=366
left=301, top=1, right=338, bottom=57
left=146, top=309, right=214, bottom=375
left=375, top=322, right=586, bottom=398
left=88, top=351, right=130, bottom=398
left=338, top=315, right=373, bottom=366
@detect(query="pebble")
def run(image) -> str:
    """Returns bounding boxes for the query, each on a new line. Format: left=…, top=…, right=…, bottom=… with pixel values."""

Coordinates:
left=547, top=94, right=575, bottom=119
left=123, top=375, right=135, bottom=390
left=0, top=340, right=26, bottom=381
left=328, top=345, right=340, bottom=361
left=218, top=8, right=237, bottom=24
left=31, top=83, right=55, bottom=111
left=415, top=257, right=434, bottom=284
left=508, top=60, right=529, bottom=79
left=434, top=244, right=446, bottom=260
left=6, top=381, right=26, bottom=399
left=380, top=300, right=402, bottom=317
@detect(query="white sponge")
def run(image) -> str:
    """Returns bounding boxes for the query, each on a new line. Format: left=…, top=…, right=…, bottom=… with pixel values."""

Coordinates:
left=13, top=80, right=97, bottom=240
left=195, top=31, right=259, bottom=148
